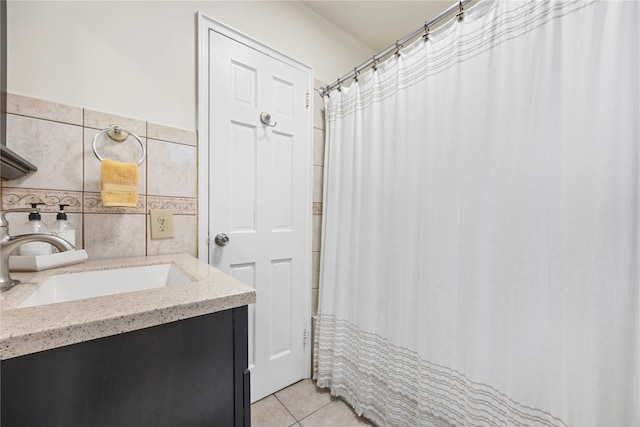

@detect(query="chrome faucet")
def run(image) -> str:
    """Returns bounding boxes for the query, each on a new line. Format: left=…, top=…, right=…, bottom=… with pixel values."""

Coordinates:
left=0, top=208, right=75, bottom=291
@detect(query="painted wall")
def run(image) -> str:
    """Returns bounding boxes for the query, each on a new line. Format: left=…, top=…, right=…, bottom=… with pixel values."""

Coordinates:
left=6, top=1, right=373, bottom=131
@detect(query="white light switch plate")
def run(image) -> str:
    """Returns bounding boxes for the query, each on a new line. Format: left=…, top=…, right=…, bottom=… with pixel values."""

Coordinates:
left=150, top=209, right=174, bottom=239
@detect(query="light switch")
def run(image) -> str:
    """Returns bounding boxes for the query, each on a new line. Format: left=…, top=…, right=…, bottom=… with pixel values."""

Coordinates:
left=150, top=209, right=174, bottom=239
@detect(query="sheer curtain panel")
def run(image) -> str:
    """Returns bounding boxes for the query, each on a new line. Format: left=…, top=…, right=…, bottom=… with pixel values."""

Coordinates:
left=315, top=1, right=639, bottom=426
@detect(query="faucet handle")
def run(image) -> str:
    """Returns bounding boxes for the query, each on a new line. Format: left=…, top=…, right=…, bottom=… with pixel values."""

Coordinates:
left=0, top=208, right=39, bottom=227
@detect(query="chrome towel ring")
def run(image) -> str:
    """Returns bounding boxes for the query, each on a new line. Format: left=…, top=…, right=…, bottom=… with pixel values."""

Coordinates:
left=92, top=125, right=146, bottom=166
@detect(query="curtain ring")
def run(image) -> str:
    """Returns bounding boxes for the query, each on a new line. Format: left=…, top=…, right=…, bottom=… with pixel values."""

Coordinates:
left=457, top=1, right=465, bottom=21
left=337, top=79, right=342, bottom=92
left=422, top=22, right=430, bottom=41
left=353, top=67, right=359, bottom=82
left=395, top=41, right=403, bottom=57
left=372, top=55, right=379, bottom=72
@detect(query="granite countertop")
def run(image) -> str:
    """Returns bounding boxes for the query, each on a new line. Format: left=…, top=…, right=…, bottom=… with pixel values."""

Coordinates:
left=0, top=253, right=256, bottom=360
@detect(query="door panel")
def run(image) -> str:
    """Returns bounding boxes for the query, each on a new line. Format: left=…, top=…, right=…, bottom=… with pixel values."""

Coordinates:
left=229, top=263, right=257, bottom=370
left=270, top=258, right=293, bottom=359
left=231, top=61, right=258, bottom=107
left=230, top=122, right=258, bottom=232
left=208, top=29, right=311, bottom=403
left=272, top=132, right=294, bottom=230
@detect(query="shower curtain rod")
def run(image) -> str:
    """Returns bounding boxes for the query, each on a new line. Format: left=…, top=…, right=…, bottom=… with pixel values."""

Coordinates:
left=320, top=0, right=474, bottom=96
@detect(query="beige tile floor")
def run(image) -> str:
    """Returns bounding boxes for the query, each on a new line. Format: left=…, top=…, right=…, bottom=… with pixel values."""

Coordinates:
left=251, top=379, right=374, bottom=427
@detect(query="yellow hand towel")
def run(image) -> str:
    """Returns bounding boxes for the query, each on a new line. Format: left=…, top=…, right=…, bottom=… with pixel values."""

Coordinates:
left=100, top=158, right=139, bottom=207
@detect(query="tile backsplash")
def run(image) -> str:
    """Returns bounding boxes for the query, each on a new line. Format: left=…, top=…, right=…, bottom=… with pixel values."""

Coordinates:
left=2, top=93, right=198, bottom=259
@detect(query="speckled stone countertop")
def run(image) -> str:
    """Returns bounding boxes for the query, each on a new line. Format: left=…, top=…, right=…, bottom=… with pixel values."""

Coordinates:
left=0, top=253, right=256, bottom=360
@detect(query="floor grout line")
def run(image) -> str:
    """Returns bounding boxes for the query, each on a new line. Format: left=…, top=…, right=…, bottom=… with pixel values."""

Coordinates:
left=272, top=392, right=300, bottom=423
left=295, top=398, right=335, bottom=424
left=253, top=379, right=367, bottom=427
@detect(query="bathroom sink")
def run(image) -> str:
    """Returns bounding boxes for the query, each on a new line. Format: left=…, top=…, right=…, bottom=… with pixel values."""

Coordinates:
left=19, top=264, right=192, bottom=308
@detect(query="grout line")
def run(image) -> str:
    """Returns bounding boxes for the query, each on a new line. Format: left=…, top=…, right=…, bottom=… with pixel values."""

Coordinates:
left=295, top=398, right=335, bottom=424
left=272, top=393, right=300, bottom=422
left=271, top=380, right=336, bottom=423
left=147, top=136, right=197, bottom=147
left=6, top=111, right=83, bottom=128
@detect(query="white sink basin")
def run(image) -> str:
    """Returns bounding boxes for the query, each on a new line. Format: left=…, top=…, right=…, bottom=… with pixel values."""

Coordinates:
left=19, top=264, right=192, bottom=308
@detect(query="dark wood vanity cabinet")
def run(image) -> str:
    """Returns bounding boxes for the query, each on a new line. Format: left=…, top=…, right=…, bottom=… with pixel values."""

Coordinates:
left=1, top=306, right=250, bottom=427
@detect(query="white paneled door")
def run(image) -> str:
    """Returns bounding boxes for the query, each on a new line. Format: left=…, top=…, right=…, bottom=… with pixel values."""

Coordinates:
left=206, top=28, right=312, bottom=403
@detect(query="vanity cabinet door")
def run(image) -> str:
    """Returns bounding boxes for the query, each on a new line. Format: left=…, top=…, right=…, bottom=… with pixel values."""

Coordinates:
left=1, top=307, right=249, bottom=427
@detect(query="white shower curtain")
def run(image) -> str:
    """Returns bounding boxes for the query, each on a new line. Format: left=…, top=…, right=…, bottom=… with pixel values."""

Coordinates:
left=315, top=1, right=639, bottom=426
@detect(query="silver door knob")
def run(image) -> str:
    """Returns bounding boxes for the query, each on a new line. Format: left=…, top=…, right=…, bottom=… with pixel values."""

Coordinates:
left=214, top=233, right=230, bottom=247
left=260, top=112, right=277, bottom=127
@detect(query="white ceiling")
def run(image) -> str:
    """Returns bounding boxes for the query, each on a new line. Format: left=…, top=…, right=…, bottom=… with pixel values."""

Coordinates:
left=300, top=1, right=454, bottom=53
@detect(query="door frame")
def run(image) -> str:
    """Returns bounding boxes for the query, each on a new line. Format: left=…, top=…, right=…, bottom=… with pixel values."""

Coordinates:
left=196, top=12, right=314, bottom=381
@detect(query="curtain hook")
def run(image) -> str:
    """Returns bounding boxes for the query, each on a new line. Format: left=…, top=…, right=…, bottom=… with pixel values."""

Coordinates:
left=353, top=67, right=359, bottom=82
left=422, top=22, right=430, bottom=41
left=457, top=1, right=464, bottom=21
left=337, top=79, right=342, bottom=92
left=372, top=55, right=379, bottom=72
left=395, top=41, right=403, bottom=57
